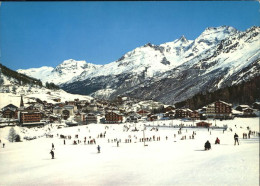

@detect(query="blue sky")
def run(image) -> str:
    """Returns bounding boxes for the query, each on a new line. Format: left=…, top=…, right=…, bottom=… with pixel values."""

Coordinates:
left=0, top=1, right=259, bottom=70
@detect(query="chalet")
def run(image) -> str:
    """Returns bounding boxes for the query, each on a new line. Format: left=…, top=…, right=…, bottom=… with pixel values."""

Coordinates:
left=105, top=111, right=123, bottom=124
left=243, top=108, right=255, bottom=117
left=1, top=104, right=18, bottom=119
left=2, top=108, right=18, bottom=119
left=163, top=111, right=175, bottom=119
left=206, top=100, right=232, bottom=119
left=175, top=109, right=192, bottom=119
left=85, top=113, right=98, bottom=124
left=235, top=105, right=250, bottom=111
left=126, top=112, right=140, bottom=123
left=196, top=121, right=212, bottom=128
left=189, top=110, right=200, bottom=120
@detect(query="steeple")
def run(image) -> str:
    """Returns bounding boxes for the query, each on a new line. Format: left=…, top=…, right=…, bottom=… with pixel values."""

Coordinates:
left=20, top=95, right=24, bottom=109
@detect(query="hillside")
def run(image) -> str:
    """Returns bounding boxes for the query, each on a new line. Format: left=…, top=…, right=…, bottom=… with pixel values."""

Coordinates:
left=175, top=75, right=260, bottom=110
left=0, top=63, right=93, bottom=109
left=0, top=63, right=43, bottom=87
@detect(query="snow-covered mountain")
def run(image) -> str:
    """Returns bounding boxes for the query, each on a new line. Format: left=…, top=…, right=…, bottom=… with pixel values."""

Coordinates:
left=126, top=26, right=260, bottom=104
left=17, top=26, right=260, bottom=104
left=17, top=59, right=101, bottom=85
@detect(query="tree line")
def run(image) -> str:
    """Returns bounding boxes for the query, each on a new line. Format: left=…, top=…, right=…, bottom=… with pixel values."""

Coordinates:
left=175, top=75, right=260, bottom=110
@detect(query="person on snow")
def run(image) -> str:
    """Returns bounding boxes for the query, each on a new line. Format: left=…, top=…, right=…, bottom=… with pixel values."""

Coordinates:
left=50, top=150, right=54, bottom=159
left=52, top=143, right=55, bottom=150
left=215, top=137, right=220, bottom=144
left=234, top=133, right=239, bottom=145
left=97, top=145, right=101, bottom=153
left=204, top=140, right=211, bottom=150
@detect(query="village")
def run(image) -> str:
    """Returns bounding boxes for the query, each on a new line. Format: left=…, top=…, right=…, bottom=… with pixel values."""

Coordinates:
left=1, top=92, right=259, bottom=129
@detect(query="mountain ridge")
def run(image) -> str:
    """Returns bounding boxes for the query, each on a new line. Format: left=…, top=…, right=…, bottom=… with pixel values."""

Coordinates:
left=16, top=25, right=260, bottom=104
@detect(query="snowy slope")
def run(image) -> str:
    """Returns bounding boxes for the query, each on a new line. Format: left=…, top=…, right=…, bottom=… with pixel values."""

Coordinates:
left=0, top=66, right=93, bottom=109
left=0, top=118, right=259, bottom=186
left=0, top=86, right=93, bottom=110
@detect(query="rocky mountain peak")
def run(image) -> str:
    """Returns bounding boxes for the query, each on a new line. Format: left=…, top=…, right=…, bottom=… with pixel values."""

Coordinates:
left=53, top=59, right=87, bottom=72
left=177, top=35, right=188, bottom=43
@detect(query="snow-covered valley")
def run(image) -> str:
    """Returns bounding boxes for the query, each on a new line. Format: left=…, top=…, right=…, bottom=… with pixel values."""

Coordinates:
left=0, top=118, right=259, bottom=186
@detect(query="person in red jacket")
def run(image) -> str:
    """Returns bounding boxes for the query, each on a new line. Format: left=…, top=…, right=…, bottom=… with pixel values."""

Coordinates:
left=215, top=137, right=220, bottom=144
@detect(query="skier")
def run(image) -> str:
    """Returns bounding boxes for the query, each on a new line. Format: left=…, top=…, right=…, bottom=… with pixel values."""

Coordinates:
left=50, top=150, right=54, bottom=159
left=117, top=141, right=119, bottom=147
left=3, top=143, right=5, bottom=148
left=97, top=145, right=101, bottom=153
left=52, top=143, right=55, bottom=150
left=215, top=137, right=220, bottom=144
left=234, top=133, right=239, bottom=145
left=204, top=140, right=211, bottom=150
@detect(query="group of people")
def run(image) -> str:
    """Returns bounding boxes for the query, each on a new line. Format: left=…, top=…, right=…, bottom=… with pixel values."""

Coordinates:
left=242, top=131, right=254, bottom=139
left=204, top=132, right=241, bottom=150
left=204, top=137, right=220, bottom=150
left=47, top=124, right=255, bottom=158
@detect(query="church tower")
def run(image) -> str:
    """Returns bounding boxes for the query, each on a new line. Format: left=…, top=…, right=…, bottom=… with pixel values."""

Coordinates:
left=20, top=95, right=24, bottom=109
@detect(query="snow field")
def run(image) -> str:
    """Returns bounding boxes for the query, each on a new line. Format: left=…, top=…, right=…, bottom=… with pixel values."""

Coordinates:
left=0, top=118, right=259, bottom=186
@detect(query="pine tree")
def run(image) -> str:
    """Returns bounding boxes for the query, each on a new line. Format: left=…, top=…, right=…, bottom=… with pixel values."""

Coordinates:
left=8, top=127, right=17, bottom=142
